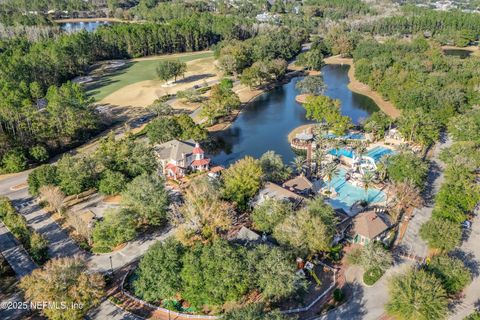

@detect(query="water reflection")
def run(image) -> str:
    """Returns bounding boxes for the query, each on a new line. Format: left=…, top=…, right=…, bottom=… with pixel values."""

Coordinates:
left=210, top=64, right=379, bottom=166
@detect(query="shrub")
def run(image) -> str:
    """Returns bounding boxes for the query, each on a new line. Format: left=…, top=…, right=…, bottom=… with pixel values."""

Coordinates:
left=363, top=267, right=384, bottom=285
left=333, top=288, right=345, bottom=302
left=29, top=232, right=49, bottom=264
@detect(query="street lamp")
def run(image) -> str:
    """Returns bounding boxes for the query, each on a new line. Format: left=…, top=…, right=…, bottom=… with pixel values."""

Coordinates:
left=109, top=256, right=114, bottom=275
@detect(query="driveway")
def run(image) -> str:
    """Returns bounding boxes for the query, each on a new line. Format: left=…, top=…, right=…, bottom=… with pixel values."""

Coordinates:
left=315, top=262, right=412, bottom=320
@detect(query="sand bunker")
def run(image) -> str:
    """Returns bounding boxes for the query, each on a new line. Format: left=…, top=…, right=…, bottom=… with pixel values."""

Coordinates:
left=99, top=57, right=220, bottom=108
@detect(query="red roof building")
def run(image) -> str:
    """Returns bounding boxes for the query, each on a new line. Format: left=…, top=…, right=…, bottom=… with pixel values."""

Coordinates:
left=154, top=140, right=210, bottom=180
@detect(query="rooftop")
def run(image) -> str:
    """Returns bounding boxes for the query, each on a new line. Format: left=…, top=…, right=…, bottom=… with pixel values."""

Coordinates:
left=154, top=139, right=196, bottom=162
left=283, top=174, right=313, bottom=193
left=257, top=182, right=305, bottom=206
left=353, top=210, right=391, bottom=240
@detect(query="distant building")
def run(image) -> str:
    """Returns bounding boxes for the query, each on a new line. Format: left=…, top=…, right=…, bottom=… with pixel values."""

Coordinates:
left=254, top=182, right=305, bottom=207
left=255, top=12, right=279, bottom=23
left=351, top=210, right=392, bottom=245
left=231, top=226, right=261, bottom=245
left=283, top=174, right=314, bottom=196
left=154, top=139, right=210, bottom=180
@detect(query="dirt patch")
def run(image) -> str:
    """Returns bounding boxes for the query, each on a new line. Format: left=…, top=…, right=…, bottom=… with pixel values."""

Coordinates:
left=103, top=195, right=122, bottom=204
left=296, top=94, right=311, bottom=104
left=324, top=56, right=401, bottom=119
left=99, top=57, right=220, bottom=108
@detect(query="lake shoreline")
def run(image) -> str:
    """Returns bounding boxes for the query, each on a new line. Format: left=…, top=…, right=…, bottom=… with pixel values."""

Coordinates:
left=54, top=17, right=124, bottom=23
left=323, top=55, right=401, bottom=118
left=207, top=70, right=306, bottom=132
left=208, top=56, right=401, bottom=135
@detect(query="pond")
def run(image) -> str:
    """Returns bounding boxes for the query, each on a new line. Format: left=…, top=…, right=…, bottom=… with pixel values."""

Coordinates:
left=59, top=21, right=111, bottom=33
left=209, top=64, right=380, bottom=166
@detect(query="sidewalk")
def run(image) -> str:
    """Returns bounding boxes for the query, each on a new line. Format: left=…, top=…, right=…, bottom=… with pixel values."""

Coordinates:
left=0, top=222, right=36, bottom=278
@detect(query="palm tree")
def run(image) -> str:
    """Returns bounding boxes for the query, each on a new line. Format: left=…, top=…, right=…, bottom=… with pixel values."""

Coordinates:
left=324, top=163, right=339, bottom=190
left=313, top=148, right=326, bottom=177
left=355, top=142, right=367, bottom=160
left=292, top=156, right=305, bottom=175
left=361, top=171, right=376, bottom=202
left=376, top=156, right=389, bottom=182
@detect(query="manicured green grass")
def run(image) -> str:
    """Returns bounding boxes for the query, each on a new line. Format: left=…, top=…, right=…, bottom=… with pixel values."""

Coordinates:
left=363, top=267, right=385, bottom=286
left=87, top=51, right=213, bottom=101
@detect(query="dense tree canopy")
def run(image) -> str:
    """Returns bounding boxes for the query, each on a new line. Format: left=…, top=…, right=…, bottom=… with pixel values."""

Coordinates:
left=132, top=239, right=304, bottom=311
left=273, top=197, right=337, bottom=254
left=19, top=256, right=105, bottom=320
left=121, top=173, right=169, bottom=226
left=303, top=95, right=352, bottom=136
left=420, top=218, right=462, bottom=252
left=259, top=150, right=292, bottom=183
left=387, top=269, right=448, bottom=320
left=426, top=255, right=471, bottom=294
left=252, top=198, right=293, bottom=234
left=386, top=153, right=429, bottom=190
left=222, top=156, right=263, bottom=211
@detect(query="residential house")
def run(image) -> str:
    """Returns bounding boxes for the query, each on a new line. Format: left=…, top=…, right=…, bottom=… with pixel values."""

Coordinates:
left=283, top=174, right=314, bottom=196
left=351, top=210, right=392, bottom=245
left=254, top=182, right=305, bottom=208
left=154, top=139, right=210, bottom=180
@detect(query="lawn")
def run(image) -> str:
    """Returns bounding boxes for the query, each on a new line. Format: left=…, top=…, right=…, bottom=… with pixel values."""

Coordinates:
left=87, top=51, right=213, bottom=102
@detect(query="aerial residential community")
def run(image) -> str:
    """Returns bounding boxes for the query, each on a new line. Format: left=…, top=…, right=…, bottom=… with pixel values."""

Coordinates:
left=0, top=0, right=480, bottom=320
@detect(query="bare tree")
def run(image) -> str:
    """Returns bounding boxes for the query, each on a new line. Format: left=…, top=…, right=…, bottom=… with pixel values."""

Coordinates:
left=389, top=181, right=423, bottom=223
left=39, top=185, right=65, bottom=214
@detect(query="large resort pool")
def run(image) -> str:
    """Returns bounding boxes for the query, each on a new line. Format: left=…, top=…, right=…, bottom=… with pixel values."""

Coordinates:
left=320, top=168, right=386, bottom=213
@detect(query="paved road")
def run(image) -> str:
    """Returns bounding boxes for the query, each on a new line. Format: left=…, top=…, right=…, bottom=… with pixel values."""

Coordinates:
left=0, top=223, right=37, bottom=278
left=87, top=300, right=142, bottom=320
left=88, top=227, right=175, bottom=273
left=400, top=134, right=452, bottom=258
left=450, top=213, right=480, bottom=319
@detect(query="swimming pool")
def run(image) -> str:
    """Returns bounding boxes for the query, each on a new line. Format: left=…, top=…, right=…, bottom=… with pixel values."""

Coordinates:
left=328, top=146, right=394, bottom=163
left=365, top=146, right=394, bottom=162
left=328, top=148, right=354, bottom=158
left=323, top=133, right=365, bottom=140
left=322, top=168, right=386, bottom=213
